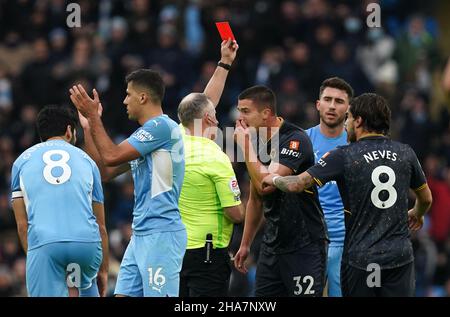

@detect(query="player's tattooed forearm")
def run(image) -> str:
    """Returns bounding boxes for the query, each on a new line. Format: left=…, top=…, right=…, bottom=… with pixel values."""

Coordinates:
left=274, top=176, right=303, bottom=192
left=274, top=173, right=313, bottom=193
left=299, top=173, right=314, bottom=189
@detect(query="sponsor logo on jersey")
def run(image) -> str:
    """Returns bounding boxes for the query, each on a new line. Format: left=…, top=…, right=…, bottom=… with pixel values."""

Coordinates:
left=133, top=129, right=154, bottom=142
left=289, top=140, right=300, bottom=151
left=281, top=147, right=300, bottom=158
left=318, top=151, right=330, bottom=167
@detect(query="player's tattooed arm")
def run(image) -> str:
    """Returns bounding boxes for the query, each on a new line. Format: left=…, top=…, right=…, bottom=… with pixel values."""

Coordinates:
left=273, top=172, right=315, bottom=193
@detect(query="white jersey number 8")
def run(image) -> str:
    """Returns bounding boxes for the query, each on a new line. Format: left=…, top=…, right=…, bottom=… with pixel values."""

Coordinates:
left=370, top=165, right=397, bottom=209
left=43, top=150, right=71, bottom=185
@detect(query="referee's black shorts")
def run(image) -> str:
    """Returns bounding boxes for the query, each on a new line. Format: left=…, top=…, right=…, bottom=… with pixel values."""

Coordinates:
left=180, top=247, right=232, bottom=297
left=255, top=239, right=328, bottom=297
left=341, top=261, right=415, bottom=297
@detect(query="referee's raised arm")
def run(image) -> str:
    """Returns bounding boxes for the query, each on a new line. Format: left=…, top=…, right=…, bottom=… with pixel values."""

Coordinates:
left=203, top=39, right=238, bottom=107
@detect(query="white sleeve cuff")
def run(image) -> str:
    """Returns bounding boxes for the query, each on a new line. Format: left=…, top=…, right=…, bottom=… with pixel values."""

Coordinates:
left=12, top=191, right=23, bottom=199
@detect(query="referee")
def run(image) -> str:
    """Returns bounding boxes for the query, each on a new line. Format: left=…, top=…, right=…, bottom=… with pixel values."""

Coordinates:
left=178, top=40, right=243, bottom=297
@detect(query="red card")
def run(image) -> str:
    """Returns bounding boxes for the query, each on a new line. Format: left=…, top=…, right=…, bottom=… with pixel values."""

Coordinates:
left=215, top=22, right=235, bottom=41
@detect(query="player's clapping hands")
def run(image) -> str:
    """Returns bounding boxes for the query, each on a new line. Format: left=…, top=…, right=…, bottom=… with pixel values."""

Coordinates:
left=70, top=84, right=101, bottom=120
left=77, top=103, right=103, bottom=130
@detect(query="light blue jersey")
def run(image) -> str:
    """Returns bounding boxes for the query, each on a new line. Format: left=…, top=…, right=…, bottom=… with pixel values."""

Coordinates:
left=11, top=140, right=103, bottom=251
left=306, top=125, right=346, bottom=246
left=115, top=114, right=186, bottom=297
left=307, top=125, right=347, bottom=297
left=126, top=114, right=185, bottom=234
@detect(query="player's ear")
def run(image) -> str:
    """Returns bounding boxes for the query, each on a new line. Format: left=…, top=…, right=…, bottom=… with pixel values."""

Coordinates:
left=140, top=92, right=147, bottom=104
left=65, top=125, right=71, bottom=137
left=355, top=116, right=363, bottom=129
left=65, top=125, right=73, bottom=140
left=316, top=100, right=321, bottom=111
left=203, top=112, right=211, bottom=125
left=205, top=113, right=218, bottom=127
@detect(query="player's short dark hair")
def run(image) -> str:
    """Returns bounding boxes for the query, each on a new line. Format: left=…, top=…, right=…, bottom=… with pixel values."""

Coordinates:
left=36, top=105, right=79, bottom=142
left=178, top=93, right=212, bottom=127
left=125, top=69, right=165, bottom=104
left=350, top=93, right=391, bottom=135
left=319, top=77, right=354, bottom=101
left=238, top=85, right=277, bottom=115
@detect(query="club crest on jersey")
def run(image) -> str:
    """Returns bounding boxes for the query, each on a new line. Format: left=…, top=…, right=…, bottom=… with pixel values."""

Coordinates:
left=133, top=129, right=154, bottom=142
left=289, top=140, right=300, bottom=151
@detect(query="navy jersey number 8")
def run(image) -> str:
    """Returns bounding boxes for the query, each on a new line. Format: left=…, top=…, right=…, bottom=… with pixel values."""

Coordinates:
left=370, top=165, right=397, bottom=209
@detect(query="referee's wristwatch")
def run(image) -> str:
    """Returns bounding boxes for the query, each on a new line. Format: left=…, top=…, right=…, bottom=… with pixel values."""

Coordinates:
left=217, top=61, right=232, bottom=71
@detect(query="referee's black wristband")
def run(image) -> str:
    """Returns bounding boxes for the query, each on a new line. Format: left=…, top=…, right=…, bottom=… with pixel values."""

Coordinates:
left=218, top=61, right=232, bottom=71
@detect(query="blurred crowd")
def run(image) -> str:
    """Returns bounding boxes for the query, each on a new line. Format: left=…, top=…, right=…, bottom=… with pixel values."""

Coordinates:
left=1, top=0, right=450, bottom=297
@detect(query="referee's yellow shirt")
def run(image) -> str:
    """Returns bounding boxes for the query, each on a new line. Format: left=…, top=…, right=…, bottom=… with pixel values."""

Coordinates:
left=179, top=131, right=241, bottom=249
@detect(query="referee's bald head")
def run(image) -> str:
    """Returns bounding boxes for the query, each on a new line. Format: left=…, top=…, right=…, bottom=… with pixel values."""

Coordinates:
left=178, top=93, right=214, bottom=127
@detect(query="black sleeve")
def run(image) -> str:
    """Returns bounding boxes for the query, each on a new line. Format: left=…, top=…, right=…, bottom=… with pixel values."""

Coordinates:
left=307, top=147, right=345, bottom=187
left=274, top=130, right=312, bottom=173
left=408, top=147, right=427, bottom=191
